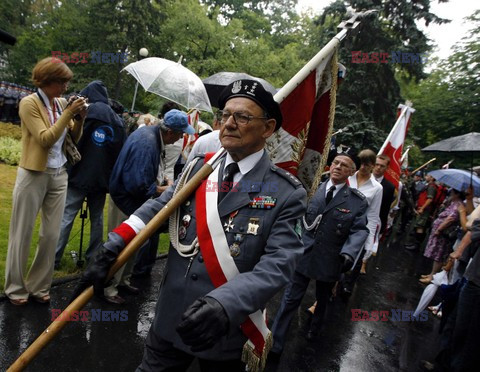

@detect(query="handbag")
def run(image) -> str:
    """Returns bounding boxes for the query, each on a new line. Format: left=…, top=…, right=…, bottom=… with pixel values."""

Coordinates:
left=64, top=131, right=81, bottom=165
left=441, top=224, right=457, bottom=240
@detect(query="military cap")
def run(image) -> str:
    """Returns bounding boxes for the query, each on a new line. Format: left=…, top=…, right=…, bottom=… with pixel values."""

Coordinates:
left=218, top=79, right=283, bottom=131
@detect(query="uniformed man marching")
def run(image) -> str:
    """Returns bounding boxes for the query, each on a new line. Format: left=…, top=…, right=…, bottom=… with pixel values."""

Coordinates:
left=74, top=79, right=307, bottom=371
left=270, top=152, right=369, bottom=354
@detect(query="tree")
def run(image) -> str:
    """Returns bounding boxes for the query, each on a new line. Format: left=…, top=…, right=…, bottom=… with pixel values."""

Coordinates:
left=314, top=0, right=449, bottom=149
left=401, top=10, right=480, bottom=168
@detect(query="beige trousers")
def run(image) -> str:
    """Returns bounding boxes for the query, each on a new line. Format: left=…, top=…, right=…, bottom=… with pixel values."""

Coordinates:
left=5, top=166, right=68, bottom=299
left=104, top=196, right=137, bottom=297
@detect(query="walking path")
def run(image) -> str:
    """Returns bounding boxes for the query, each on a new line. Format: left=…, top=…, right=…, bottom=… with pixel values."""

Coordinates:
left=0, top=229, right=441, bottom=371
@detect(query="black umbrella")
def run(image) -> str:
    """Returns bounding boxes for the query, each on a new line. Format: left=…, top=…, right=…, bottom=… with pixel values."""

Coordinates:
left=202, top=72, right=277, bottom=108
left=422, top=132, right=480, bottom=153
left=422, top=132, right=480, bottom=184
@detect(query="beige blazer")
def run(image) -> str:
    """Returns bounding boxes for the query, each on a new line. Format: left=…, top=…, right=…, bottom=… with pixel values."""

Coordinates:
left=18, top=93, right=83, bottom=171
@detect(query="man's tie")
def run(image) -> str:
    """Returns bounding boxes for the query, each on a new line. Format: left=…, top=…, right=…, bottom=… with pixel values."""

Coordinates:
left=219, top=162, right=239, bottom=202
left=325, top=185, right=336, bottom=205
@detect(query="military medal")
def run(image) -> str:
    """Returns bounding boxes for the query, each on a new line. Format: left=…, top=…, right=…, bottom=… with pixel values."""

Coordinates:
left=247, top=217, right=260, bottom=235
left=249, top=196, right=276, bottom=209
left=229, top=242, right=241, bottom=257
left=179, top=226, right=187, bottom=240
left=229, top=233, right=244, bottom=257
left=224, top=210, right=239, bottom=232
left=179, top=214, right=191, bottom=240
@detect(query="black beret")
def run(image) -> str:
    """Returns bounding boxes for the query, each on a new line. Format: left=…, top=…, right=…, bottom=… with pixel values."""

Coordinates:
left=218, top=79, right=283, bottom=131
left=336, top=147, right=360, bottom=170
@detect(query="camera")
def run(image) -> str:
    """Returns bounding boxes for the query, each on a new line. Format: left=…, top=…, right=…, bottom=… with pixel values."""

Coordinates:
left=67, top=94, right=89, bottom=120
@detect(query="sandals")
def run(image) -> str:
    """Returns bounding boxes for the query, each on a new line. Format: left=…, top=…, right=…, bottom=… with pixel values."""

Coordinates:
left=419, top=276, right=433, bottom=284
left=32, top=294, right=51, bottom=304
left=9, top=298, right=28, bottom=306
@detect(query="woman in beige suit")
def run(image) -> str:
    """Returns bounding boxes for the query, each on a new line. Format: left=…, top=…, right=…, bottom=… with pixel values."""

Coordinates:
left=5, top=57, right=87, bottom=305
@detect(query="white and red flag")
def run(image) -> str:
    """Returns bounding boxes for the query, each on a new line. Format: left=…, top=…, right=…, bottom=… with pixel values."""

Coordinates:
left=266, top=53, right=345, bottom=190
left=378, top=103, right=415, bottom=189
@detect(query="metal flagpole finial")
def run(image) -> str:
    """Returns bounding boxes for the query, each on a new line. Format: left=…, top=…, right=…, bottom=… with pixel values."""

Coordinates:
left=338, top=9, right=378, bottom=30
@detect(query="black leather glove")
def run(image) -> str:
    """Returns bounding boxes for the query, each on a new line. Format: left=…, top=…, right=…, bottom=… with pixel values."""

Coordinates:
left=69, top=247, right=118, bottom=303
left=340, top=253, right=354, bottom=273
left=176, top=296, right=229, bottom=352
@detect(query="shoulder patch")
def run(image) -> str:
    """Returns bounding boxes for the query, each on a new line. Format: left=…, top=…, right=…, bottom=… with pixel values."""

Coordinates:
left=351, top=188, right=366, bottom=200
left=270, top=165, right=303, bottom=188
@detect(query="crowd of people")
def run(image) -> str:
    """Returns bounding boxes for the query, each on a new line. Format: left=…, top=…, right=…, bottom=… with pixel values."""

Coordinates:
left=2, top=56, right=479, bottom=371
left=0, top=81, right=35, bottom=124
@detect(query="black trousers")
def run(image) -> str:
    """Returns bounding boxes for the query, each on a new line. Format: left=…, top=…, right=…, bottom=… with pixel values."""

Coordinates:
left=271, top=271, right=335, bottom=352
left=136, top=327, right=245, bottom=372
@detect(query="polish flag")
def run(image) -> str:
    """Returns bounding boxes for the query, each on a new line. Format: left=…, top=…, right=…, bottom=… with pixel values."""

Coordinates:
left=267, top=53, right=345, bottom=190
left=378, top=103, right=416, bottom=188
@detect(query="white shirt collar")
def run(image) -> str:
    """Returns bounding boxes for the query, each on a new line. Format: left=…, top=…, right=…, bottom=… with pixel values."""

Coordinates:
left=224, top=149, right=264, bottom=179
left=375, top=175, right=384, bottom=183
left=37, top=88, right=50, bottom=107
left=326, top=179, right=345, bottom=198
left=37, top=88, right=61, bottom=125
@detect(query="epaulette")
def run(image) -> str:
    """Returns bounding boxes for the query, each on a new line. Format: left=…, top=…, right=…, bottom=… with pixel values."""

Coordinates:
left=351, top=188, right=366, bottom=200
left=270, top=165, right=303, bottom=188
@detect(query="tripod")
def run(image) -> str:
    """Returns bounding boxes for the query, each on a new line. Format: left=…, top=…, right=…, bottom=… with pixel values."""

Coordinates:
left=72, top=198, right=88, bottom=268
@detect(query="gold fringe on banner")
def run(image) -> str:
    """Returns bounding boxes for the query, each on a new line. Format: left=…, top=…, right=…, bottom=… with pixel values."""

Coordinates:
left=308, top=49, right=339, bottom=199
left=241, top=332, right=273, bottom=372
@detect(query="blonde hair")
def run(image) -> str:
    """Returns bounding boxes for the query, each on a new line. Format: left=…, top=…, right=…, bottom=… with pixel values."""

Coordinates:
left=31, top=57, right=73, bottom=88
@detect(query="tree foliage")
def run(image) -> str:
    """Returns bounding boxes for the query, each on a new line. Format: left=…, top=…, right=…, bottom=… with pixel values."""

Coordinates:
left=402, top=11, right=480, bottom=145
left=1, top=0, right=474, bottom=160
left=316, top=0, right=449, bottom=152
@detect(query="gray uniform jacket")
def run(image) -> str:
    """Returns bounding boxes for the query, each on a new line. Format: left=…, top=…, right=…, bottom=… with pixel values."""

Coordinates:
left=296, top=182, right=369, bottom=282
left=105, top=151, right=307, bottom=360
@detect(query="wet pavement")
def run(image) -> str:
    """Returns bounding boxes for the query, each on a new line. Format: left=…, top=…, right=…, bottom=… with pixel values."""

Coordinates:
left=1, top=230, right=441, bottom=372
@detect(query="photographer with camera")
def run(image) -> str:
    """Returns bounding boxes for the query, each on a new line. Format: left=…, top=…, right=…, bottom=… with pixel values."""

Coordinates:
left=55, top=80, right=126, bottom=269
left=4, top=57, right=86, bottom=306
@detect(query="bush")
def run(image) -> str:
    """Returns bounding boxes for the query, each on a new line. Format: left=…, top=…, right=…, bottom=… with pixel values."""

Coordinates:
left=0, top=122, right=22, bottom=140
left=0, top=137, right=21, bottom=165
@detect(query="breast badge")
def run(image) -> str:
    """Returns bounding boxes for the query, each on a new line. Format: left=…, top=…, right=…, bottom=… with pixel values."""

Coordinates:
left=249, top=196, right=276, bottom=209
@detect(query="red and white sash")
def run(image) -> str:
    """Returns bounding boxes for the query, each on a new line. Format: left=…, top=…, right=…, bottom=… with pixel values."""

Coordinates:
left=196, top=159, right=271, bottom=371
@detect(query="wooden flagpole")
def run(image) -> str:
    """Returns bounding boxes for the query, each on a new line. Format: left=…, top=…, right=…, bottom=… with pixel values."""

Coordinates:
left=8, top=149, right=226, bottom=372
left=412, top=158, right=437, bottom=174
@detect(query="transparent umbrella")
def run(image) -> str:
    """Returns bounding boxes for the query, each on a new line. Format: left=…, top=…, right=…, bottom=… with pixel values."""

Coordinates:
left=122, top=57, right=212, bottom=112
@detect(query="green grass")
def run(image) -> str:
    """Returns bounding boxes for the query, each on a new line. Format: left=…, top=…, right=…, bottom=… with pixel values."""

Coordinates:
left=0, top=162, right=170, bottom=292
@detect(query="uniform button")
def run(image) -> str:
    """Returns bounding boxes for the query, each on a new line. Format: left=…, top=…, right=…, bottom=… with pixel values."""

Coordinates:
left=198, top=255, right=204, bottom=263
left=191, top=273, right=198, bottom=281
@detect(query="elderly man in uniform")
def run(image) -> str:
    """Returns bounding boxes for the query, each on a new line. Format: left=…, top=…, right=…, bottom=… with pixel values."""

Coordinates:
left=74, top=80, right=307, bottom=371
left=270, top=152, right=369, bottom=354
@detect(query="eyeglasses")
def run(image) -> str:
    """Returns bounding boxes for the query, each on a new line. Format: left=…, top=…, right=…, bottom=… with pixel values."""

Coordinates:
left=55, top=80, right=69, bottom=87
left=331, top=159, right=354, bottom=170
left=220, top=111, right=268, bottom=126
